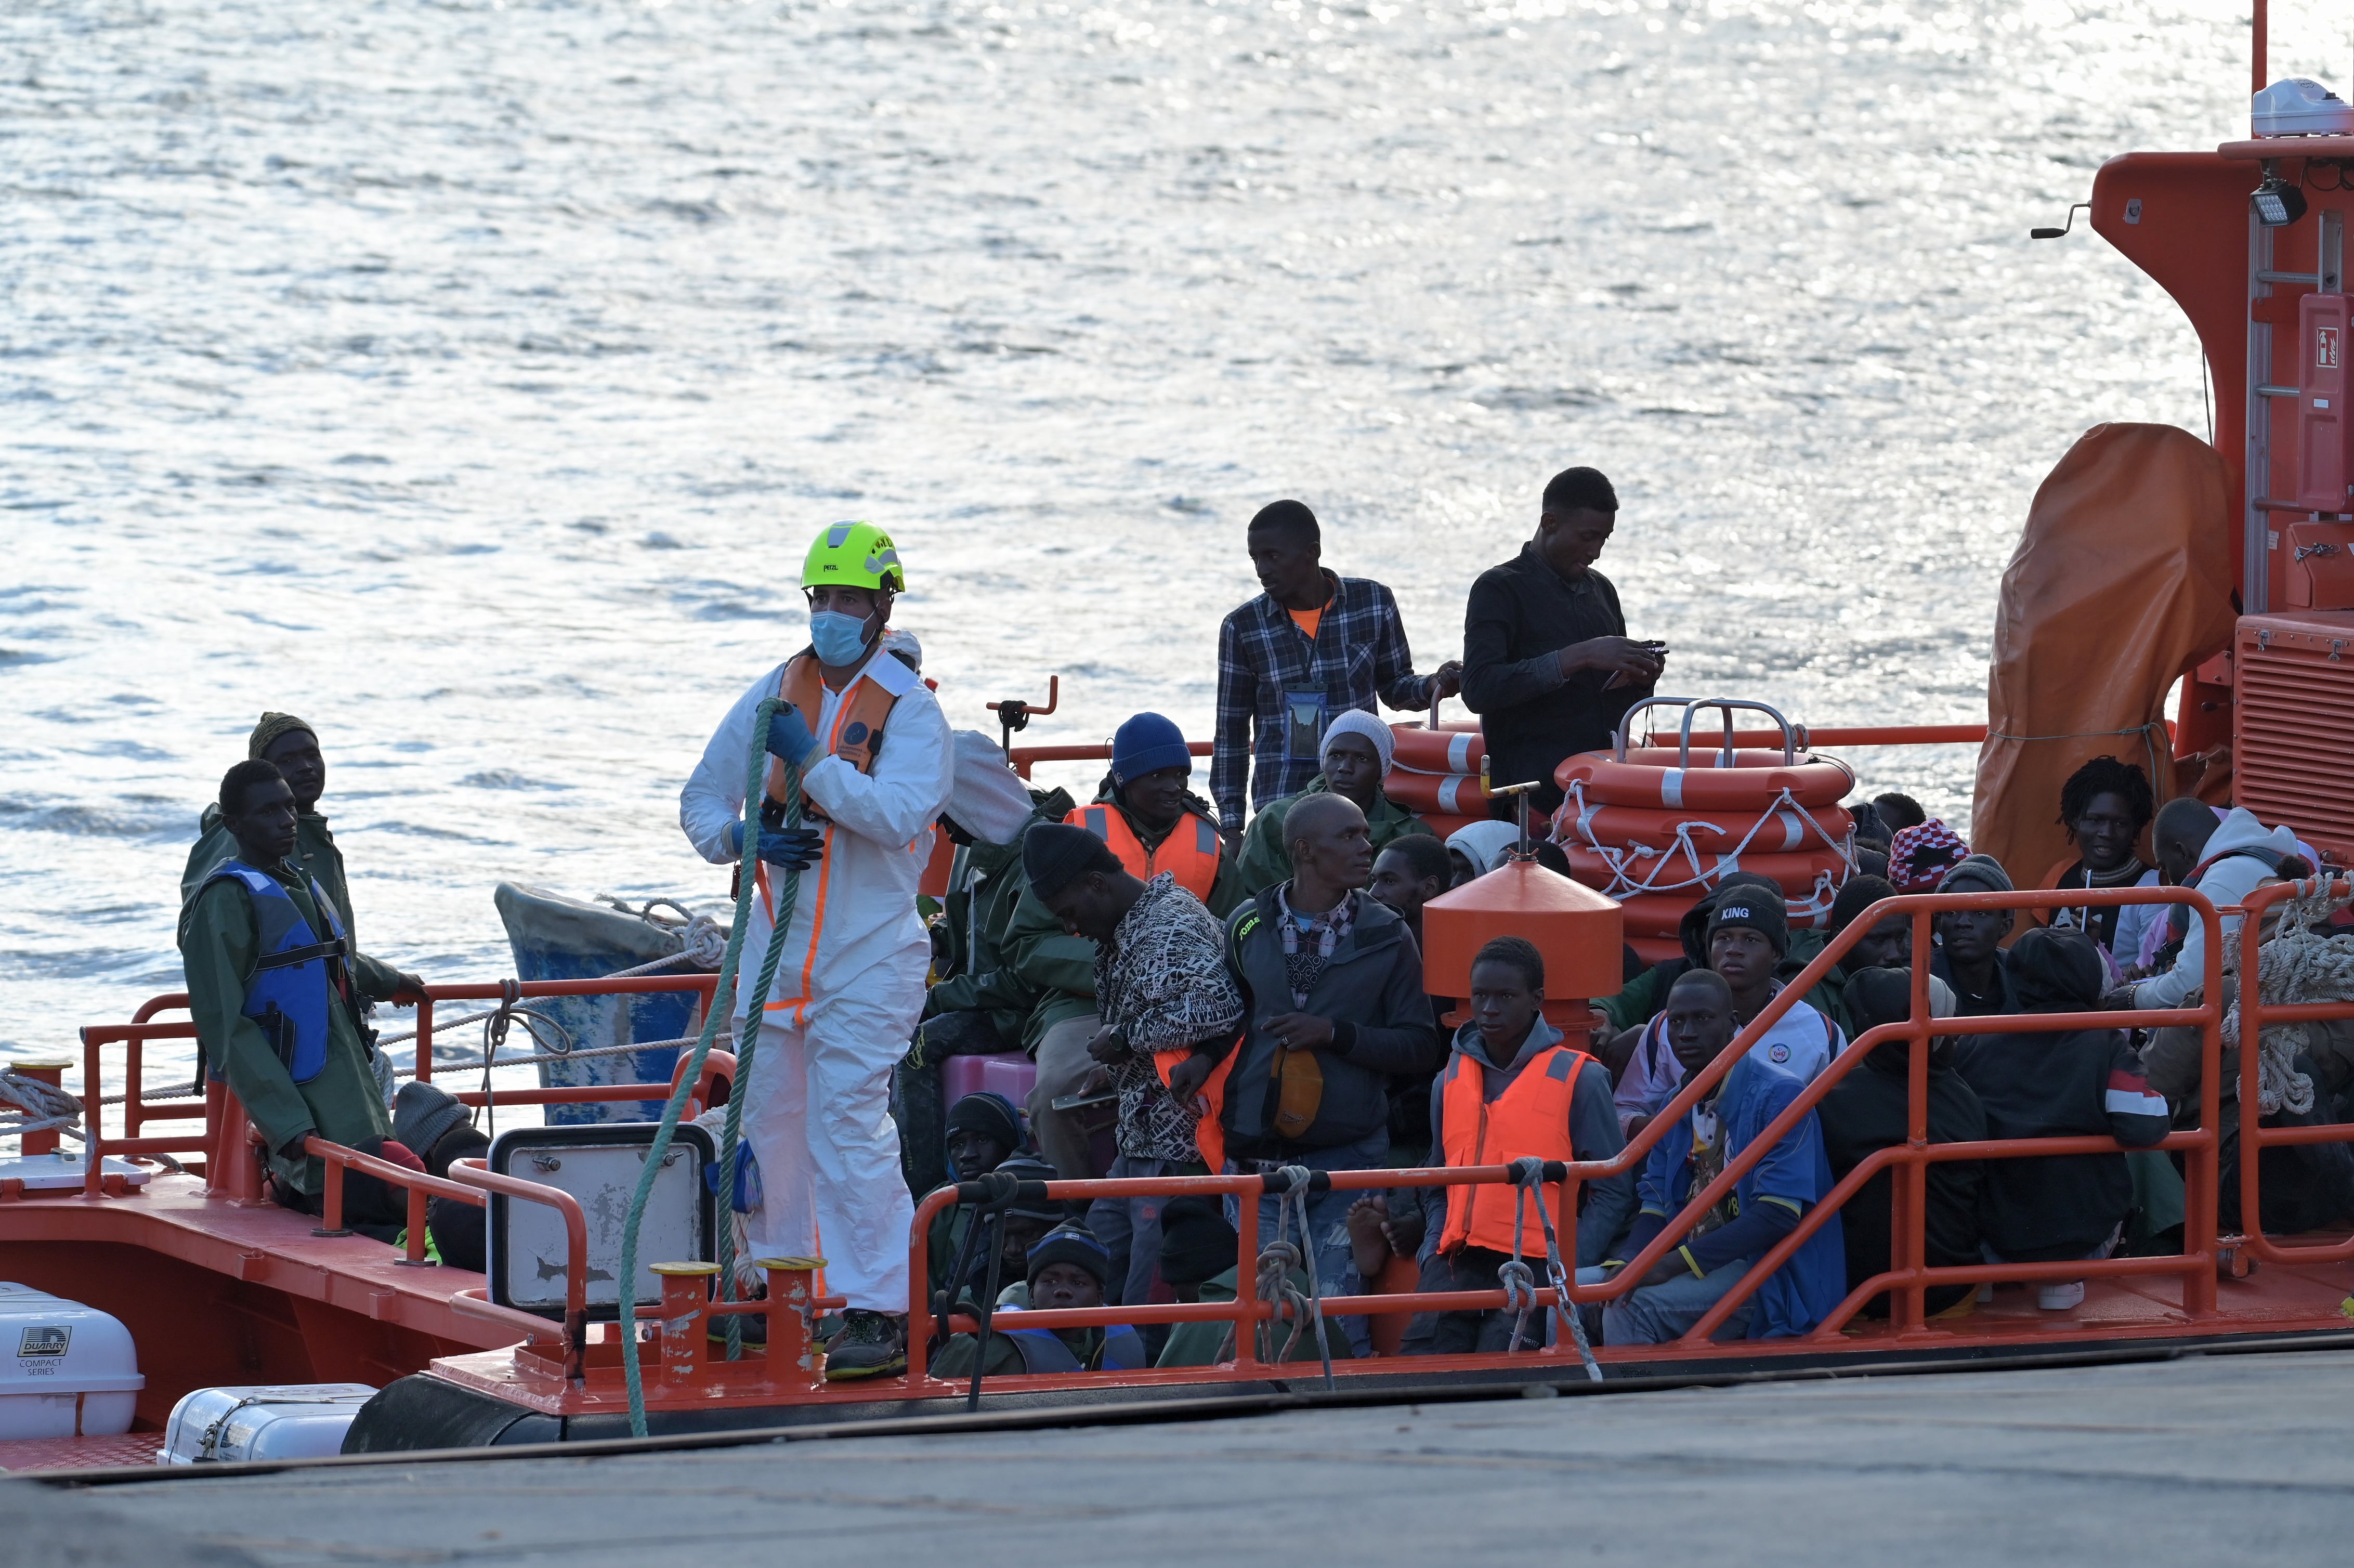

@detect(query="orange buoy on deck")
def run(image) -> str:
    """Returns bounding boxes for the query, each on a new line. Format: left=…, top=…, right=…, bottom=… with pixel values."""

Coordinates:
left=1421, top=856, right=1623, bottom=1025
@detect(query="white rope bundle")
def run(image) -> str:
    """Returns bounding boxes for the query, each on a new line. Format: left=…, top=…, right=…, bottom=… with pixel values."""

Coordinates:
left=2220, top=879, right=2354, bottom=1117
left=0, top=1067, right=84, bottom=1143
left=1555, top=781, right=1853, bottom=926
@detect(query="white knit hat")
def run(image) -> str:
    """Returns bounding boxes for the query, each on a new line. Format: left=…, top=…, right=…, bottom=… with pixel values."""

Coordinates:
left=1320, top=709, right=1395, bottom=773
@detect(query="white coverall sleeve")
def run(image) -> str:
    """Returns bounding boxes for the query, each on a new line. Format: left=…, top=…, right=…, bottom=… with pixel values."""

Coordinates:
left=679, top=665, right=786, bottom=865
left=800, top=681, right=955, bottom=847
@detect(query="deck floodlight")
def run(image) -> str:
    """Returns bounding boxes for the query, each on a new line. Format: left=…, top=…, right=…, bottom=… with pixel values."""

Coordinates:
left=2253, top=172, right=2308, bottom=228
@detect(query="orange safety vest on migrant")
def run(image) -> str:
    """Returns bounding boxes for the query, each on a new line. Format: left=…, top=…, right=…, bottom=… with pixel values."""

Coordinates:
left=1067, top=804, right=1221, bottom=903
left=1437, top=1046, right=1592, bottom=1258
left=1153, top=1047, right=1238, bottom=1172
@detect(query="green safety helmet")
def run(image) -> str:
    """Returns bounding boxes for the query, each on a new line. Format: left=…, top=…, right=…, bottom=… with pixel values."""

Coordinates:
left=802, top=520, right=905, bottom=593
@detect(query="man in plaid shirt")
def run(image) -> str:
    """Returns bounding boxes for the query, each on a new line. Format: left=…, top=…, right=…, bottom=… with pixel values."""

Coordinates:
left=1212, top=500, right=1460, bottom=836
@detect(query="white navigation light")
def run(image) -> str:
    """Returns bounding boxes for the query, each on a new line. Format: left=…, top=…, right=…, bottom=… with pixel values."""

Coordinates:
left=2252, top=77, right=2354, bottom=138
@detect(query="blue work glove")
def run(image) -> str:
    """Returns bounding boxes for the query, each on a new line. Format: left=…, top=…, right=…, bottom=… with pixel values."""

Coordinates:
left=728, top=821, right=822, bottom=869
left=765, top=704, right=819, bottom=767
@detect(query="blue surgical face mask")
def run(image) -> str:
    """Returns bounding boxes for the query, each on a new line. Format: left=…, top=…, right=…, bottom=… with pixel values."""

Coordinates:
left=809, top=608, right=873, bottom=665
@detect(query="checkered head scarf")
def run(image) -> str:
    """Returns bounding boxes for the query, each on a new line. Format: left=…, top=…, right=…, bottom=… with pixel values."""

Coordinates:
left=1886, top=819, right=1969, bottom=895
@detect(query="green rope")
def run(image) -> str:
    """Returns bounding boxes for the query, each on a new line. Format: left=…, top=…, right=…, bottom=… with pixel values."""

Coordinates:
left=712, top=759, right=802, bottom=1361
left=617, top=697, right=800, bottom=1438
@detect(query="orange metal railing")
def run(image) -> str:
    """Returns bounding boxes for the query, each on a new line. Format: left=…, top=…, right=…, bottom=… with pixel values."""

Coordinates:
left=1637, top=723, right=1990, bottom=750
left=58, top=882, right=2354, bottom=1394
left=895, top=884, right=2230, bottom=1376
left=1004, top=724, right=1983, bottom=786
left=67, top=972, right=745, bottom=1381
left=2233, top=876, right=2354, bottom=1268
left=1009, top=740, right=1212, bottom=780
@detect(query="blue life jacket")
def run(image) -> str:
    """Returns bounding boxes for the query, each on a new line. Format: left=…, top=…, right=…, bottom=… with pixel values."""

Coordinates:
left=1003, top=1323, right=1146, bottom=1373
left=203, top=860, right=351, bottom=1086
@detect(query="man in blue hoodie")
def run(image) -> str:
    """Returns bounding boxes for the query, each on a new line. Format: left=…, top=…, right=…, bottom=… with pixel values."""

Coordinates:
left=1603, top=969, right=1844, bottom=1344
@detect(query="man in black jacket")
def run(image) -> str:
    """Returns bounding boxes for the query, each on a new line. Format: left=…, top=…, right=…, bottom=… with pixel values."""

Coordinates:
left=1460, top=467, right=1665, bottom=812
left=1817, top=966, right=1986, bottom=1318
left=1952, top=928, right=2170, bottom=1312
left=1222, top=792, right=1444, bottom=1348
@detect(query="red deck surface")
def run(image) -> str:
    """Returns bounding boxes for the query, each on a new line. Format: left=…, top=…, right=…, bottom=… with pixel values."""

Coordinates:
left=0, top=1431, right=163, bottom=1473
left=0, top=1173, right=513, bottom=1437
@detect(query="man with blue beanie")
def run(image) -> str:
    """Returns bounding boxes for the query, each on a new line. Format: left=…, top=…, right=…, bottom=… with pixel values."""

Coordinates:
left=1016, top=713, right=1243, bottom=1178
left=1061, top=713, right=1233, bottom=910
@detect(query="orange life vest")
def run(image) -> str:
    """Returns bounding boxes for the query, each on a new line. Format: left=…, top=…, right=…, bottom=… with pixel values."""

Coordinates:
left=1437, top=1044, right=1592, bottom=1258
left=1067, top=803, right=1221, bottom=904
left=748, top=651, right=905, bottom=957
left=764, top=651, right=898, bottom=808
left=1154, top=1046, right=1238, bottom=1172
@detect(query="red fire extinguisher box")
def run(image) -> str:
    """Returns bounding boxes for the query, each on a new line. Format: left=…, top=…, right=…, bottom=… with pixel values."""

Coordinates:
left=2297, top=292, right=2354, bottom=513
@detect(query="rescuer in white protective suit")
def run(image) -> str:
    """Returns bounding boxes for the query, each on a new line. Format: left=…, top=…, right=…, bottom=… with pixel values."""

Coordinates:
left=679, top=521, right=952, bottom=1380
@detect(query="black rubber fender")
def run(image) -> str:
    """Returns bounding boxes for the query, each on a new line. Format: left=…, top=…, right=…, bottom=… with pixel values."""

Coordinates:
left=341, top=1374, right=564, bottom=1454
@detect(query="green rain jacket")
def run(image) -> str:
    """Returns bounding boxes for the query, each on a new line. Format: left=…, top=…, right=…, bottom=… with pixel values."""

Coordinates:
left=182, top=807, right=408, bottom=1003
left=177, top=859, right=393, bottom=1196
left=1234, top=776, right=1433, bottom=897
left=923, top=788, right=1075, bottom=1047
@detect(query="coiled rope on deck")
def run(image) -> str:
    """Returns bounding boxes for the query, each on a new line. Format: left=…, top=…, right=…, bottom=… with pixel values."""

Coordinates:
left=0, top=1068, right=84, bottom=1144
left=2222, top=879, right=2354, bottom=1118
left=615, top=697, right=800, bottom=1438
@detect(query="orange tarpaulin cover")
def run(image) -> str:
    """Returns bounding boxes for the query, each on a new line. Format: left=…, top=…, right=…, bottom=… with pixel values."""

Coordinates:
left=1970, top=423, right=2237, bottom=888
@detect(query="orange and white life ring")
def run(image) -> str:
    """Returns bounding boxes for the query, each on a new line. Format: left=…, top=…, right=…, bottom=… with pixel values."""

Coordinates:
left=1562, top=844, right=1851, bottom=899
left=1555, top=800, right=1854, bottom=856
left=1617, top=893, right=1698, bottom=939
left=1626, top=933, right=1685, bottom=968
left=1555, top=748, right=1854, bottom=810
left=1389, top=720, right=1485, bottom=775
left=1616, top=879, right=1838, bottom=939
left=1416, top=812, right=1487, bottom=842
left=1384, top=768, right=1490, bottom=816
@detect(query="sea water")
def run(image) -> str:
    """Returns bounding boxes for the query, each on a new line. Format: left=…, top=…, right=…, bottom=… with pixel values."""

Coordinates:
left=0, top=0, right=2322, bottom=1069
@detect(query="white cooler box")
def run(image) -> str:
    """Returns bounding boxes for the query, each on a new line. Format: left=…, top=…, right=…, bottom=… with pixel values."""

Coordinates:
left=160, top=1383, right=378, bottom=1465
left=0, top=1281, right=143, bottom=1439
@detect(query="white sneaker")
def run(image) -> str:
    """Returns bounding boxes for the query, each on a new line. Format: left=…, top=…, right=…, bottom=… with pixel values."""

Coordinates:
left=2036, top=1281, right=2086, bottom=1311
left=1976, top=1282, right=1994, bottom=1304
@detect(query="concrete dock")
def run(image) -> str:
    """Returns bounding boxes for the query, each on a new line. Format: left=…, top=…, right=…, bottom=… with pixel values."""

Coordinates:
left=15, top=1347, right=2354, bottom=1565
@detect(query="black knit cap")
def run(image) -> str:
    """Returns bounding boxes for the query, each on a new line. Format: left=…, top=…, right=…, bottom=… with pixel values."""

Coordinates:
left=944, top=1091, right=1022, bottom=1153
left=2008, top=927, right=2104, bottom=1013
left=1022, top=821, right=1122, bottom=901
left=1026, top=1222, right=1111, bottom=1289
left=1709, top=887, right=1789, bottom=957
left=1829, top=874, right=1898, bottom=935
left=1846, top=965, right=1917, bottom=1036
left=1156, top=1196, right=1240, bottom=1288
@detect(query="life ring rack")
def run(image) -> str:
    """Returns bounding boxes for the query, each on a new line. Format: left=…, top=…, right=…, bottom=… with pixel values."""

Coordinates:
left=1551, top=696, right=1860, bottom=908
